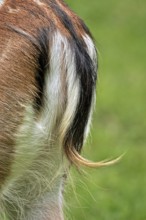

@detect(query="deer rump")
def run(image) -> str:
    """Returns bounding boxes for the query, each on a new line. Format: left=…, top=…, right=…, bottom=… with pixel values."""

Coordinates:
left=0, top=0, right=97, bottom=219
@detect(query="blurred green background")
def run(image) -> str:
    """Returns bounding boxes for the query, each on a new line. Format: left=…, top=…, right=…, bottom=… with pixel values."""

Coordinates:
left=65, top=0, right=146, bottom=219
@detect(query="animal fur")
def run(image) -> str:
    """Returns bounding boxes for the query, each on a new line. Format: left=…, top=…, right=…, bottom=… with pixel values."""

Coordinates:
left=0, top=0, right=97, bottom=219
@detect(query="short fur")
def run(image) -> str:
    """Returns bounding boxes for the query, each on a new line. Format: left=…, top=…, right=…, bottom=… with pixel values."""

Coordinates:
left=0, top=0, right=97, bottom=219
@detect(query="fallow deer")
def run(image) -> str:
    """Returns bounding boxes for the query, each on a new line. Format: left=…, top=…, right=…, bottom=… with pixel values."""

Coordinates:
left=0, top=0, right=113, bottom=219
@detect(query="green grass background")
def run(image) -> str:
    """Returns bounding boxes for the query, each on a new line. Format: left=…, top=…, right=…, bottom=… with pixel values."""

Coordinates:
left=65, top=0, right=146, bottom=219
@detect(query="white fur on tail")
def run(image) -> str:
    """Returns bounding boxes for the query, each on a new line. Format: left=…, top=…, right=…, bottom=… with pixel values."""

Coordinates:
left=0, top=1, right=97, bottom=219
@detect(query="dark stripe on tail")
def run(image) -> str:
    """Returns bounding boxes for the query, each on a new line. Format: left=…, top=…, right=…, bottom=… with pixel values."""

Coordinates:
left=34, top=28, right=51, bottom=110
left=63, top=39, right=97, bottom=154
left=50, top=2, right=97, bottom=153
